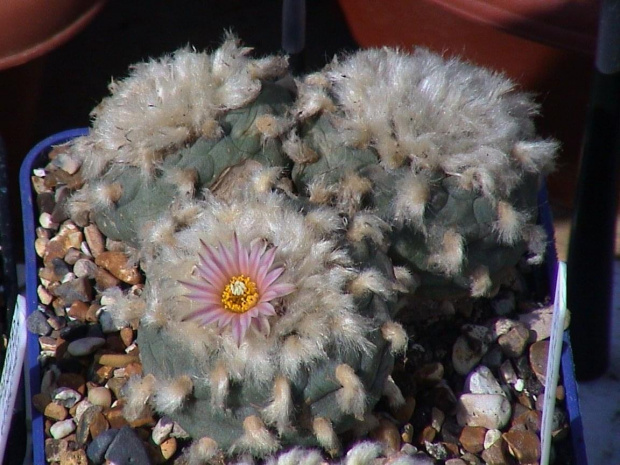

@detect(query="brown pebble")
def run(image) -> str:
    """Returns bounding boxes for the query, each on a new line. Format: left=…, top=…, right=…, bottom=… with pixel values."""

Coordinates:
left=459, top=426, right=487, bottom=454
left=67, top=301, right=90, bottom=322
left=93, top=365, right=115, bottom=384
left=94, top=267, right=121, bottom=289
left=105, top=405, right=130, bottom=429
left=120, top=327, right=134, bottom=347
left=393, top=396, right=416, bottom=423
left=502, top=429, right=540, bottom=463
left=58, top=446, right=88, bottom=465
left=497, top=324, right=530, bottom=358
left=95, top=251, right=142, bottom=285
left=417, top=425, right=436, bottom=444
left=76, top=405, right=103, bottom=445
left=84, top=224, right=105, bottom=258
left=96, top=353, right=140, bottom=367
left=44, top=235, right=72, bottom=263
left=529, top=340, right=549, bottom=385
left=45, top=437, right=69, bottom=462
left=39, top=336, right=58, bottom=353
left=64, top=247, right=83, bottom=265
left=35, top=237, right=49, bottom=257
left=556, top=385, right=565, bottom=401
left=481, top=437, right=510, bottom=465
left=511, top=409, right=541, bottom=433
left=401, top=423, right=414, bottom=443
left=37, top=285, right=54, bottom=305
left=89, top=410, right=110, bottom=439
left=160, top=436, right=178, bottom=460
left=370, top=418, right=401, bottom=454
left=44, top=402, right=68, bottom=421
left=33, top=393, right=52, bottom=413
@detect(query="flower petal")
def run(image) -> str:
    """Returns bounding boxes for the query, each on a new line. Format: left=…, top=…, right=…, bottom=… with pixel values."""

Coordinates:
left=219, top=242, right=239, bottom=275
left=257, top=266, right=284, bottom=290
left=261, top=282, right=296, bottom=302
left=256, top=246, right=277, bottom=281
left=180, top=280, right=222, bottom=303
left=234, top=234, right=250, bottom=275
left=184, top=306, right=225, bottom=325
left=199, top=241, right=229, bottom=284
left=252, top=316, right=271, bottom=337
left=252, top=301, right=277, bottom=317
left=232, top=318, right=244, bottom=346
left=248, top=239, right=266, bottom=277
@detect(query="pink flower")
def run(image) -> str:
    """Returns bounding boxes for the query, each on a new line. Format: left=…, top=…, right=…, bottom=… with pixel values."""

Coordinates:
left=181, top=234, right=295, bottom=346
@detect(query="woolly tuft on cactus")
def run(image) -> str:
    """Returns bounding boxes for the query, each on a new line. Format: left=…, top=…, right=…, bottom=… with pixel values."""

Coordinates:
left=289, top=47, right=557, bottom=297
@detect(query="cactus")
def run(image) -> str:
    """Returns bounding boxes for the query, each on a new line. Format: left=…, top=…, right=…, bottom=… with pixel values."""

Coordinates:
left=287, top=47, right=557, bottom=298
left=67, top=35, right=293, bottom=246
left=105, top=185, right=408, bottom=458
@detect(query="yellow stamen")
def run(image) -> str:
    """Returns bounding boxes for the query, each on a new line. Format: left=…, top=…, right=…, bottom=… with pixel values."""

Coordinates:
left=221, top=275, right=259, bottom=313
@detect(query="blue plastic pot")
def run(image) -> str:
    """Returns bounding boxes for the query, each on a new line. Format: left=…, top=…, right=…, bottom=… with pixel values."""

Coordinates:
left=20, top=130, right=587, bottom=464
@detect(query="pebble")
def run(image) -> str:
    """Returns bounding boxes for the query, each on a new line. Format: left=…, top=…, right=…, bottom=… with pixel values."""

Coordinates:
left=394, top=396, right=417, bottom=423
left=67, top=337, right=106, bottom=357
left=498, top=359, right=518, bottom=386
left=64, top=247, right=83, bottom=265
left=452, top=336, right=486, bottom=376
left=105, top=425, right=151, bottom=465
left=424, top=441, right=448, bottom=461
left=50, top=418, right=76, bottom=439
left=88, top=386, right=113, bottom=409
left=502, top=430, right=540, bottom=463
left=95, top=251, right=142, bottom=285
left=40, top=212, right=59, bottom=229
left=151, top=417, right=174, bottom=446
left=58, top=447, right=88, bottom=465
left=39, top=336, right=59, bottom=354
left=518, top=306, right=569, bottom=342
left=464, top=365, right=505, bottom=397
left=459, top=426, right=487, bottom=454
left=445, top=459, right=467, bottom=465
left=497, top=324, right=530, bottom=358
left=160, top=436, right=178, bottom=460
left=27, top=310, right=53, bottom=336
left=37, top=284, right=54, bottom=305
left=484, top=429, right=502, bottom=449
left=84, top=224, right=105, bottom=258
left=53, top=277, right=93, bottom=305
left=456, top=394, right=512, bottom=429
left=74, top=399, right=94, bottom=423
left=86, top=428, right=119, bottom=464
left=370, top=418, right=401, bottom=454
left=57, top=372, right=87, bottom=395
left=481, top=437, right=509, bottom=465
left=73, top=258, right=97, bottom=279
left=401, top=423, right=414, bottom=443
left=44, top=402, right=68, bottom=421
left=96, top=353, right=140, bottom=367
left=53, top=387, right=82, bottom=409
left=529, top=340, right=549, bottom=385
left=431, top=407, right=445, bottom=431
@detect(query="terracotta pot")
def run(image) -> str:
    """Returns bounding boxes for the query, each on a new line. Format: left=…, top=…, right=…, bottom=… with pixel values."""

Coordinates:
left=336, top=0, right=600, bottom=210
left=0, top=0, right=106, bottom=70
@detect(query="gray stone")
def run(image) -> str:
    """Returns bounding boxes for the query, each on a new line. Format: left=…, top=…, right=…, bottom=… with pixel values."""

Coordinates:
left=518, top=305, right=569, bottom=342
left=491, top=291, right=515, bottom=316
left=87, top=428, right=119, bottom=465
left=105, top=426, right=151, bottom=465
left=456, top=393, right=512, bottom=429
left=53, top=277, right=93, bottom=305
left=67, top=337, right=106, bottom=357
left=497, top=323, right=530, bottom=358
left=27, top=310, right=52, bottom=336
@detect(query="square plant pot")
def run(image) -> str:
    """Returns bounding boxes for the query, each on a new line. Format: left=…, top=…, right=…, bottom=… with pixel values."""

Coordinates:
left=20, top=129, right=588, bottom=464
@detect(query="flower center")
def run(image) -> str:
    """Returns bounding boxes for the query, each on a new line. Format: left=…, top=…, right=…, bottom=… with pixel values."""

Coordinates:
left=221, top=275, right=259, bottom=313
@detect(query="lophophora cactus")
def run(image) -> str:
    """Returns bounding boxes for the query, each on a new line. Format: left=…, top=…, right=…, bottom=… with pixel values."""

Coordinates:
left=58, top=35, right=558, bottom=462
left=288, top=47, right=557, bottom=298
left=106, top=182, right=408, bottom=459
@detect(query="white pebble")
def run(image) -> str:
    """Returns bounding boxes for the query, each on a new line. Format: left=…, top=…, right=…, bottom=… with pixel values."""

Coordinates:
left=464, top=365, right=505, bottom=397
left=152, top=417, right=174, bottom=445
left=88, top=386, right=113, bottom=409
left=484, top=429, right=502, bottom=449
left=456, top=393, right=512, bottom=429
left=50, top=419, right=76, bottom=439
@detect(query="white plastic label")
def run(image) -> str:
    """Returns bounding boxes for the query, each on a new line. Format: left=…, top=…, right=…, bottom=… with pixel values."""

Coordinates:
left=540, top=262, right=567, bottom=465
left=0, top=295, right=27, bottom=461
